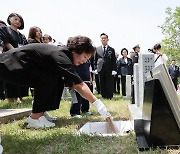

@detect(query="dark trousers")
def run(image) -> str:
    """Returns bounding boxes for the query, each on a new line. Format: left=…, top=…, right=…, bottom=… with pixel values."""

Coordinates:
left=121, top=76, right=126, bottom=96
left=172, top=78, right=178, bottom=90
left=95, top=74, right=100, bottom=94
left=99, top=69, right=113, bottom=99
left=70, top=83, right=91, bottom=116
left=0, top=80, right=5, bottom=100
left=0, top=66, right=64, bottom=113
left=114, top=74, right=120, bottom=94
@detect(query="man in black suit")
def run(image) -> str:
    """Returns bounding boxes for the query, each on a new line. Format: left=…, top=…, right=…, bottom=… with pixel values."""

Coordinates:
left=94, top=33, right=117, bottom=99
left=168, top=60, right=179, bottom=90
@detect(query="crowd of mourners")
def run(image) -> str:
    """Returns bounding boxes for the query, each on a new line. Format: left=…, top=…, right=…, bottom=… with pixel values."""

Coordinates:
left=0, top=12, right=179, bottom=122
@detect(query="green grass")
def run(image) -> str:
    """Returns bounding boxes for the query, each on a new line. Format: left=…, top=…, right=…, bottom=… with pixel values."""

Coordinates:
left=0, top=94, right=179, bottom=154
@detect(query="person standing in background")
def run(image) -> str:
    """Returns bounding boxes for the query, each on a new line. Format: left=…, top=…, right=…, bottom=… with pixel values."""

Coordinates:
left=132, top=44, right=140, bottom=64
left=94, top=33, right=117, bottom=99
left=168, top=60, right=179, bottom=90
left=42, top=34, right=53, bottom=44
left=153, top=43, right=168, bottom=67
left=118, top=48, right=133, bottom=97
left=70, top=60, right=93, bottom=118
left=114, top=53, right=120, bottom=94
left=28, top=26, right=43, bottom=43
left=0, top=20, right=7, bottom=101
left=0, top=13, right=29, bottom=103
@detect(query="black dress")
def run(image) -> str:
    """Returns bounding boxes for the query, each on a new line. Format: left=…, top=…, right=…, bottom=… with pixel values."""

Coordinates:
left=0, top=26, right=29, bottom=98
left=0, top=43, right=82, bottom=113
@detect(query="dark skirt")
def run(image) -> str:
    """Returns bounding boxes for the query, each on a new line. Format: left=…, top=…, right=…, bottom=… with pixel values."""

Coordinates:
left=0, top=65, right=64, bottom=113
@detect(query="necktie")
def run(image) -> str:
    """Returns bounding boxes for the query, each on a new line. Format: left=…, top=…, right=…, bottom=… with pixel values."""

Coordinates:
left=103, top=46, right=106, bottom=55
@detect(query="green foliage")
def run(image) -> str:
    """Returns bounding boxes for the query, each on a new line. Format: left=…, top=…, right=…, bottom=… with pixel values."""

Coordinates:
left=159, top=7, right=180, bottom=65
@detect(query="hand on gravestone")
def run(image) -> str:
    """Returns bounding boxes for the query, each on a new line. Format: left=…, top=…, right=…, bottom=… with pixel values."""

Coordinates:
left=93, top=99, right=111, bottom=118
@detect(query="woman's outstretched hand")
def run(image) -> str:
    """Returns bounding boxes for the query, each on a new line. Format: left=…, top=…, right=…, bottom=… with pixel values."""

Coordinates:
left=93, top=99, right=111, bottom=118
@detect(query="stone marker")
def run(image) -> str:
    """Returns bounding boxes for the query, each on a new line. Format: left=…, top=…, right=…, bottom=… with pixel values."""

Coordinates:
left=133, top=63, right=140, bottom=107
left=134, top=64, right=180, bottom=150
left=125, top=75, right=132, bottom=99
left=138, top=53, right=154, bottom=108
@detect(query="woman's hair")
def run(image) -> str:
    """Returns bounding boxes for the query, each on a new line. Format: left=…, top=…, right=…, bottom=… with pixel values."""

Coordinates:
left=28, top=26, right=42, bottom=41
left=43, top=34, right=52, bottom=42
left=67, top=36, right=95, bottom=56
left=0, top=20, right=7, bottom=26
left=153, top=43, right=161, bottom=50
left=121, top=48, right=128, bottom=55
left=7, top=13, right=24, bottom=30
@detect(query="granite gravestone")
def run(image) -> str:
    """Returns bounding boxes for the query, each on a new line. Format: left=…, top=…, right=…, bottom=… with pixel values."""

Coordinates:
left=134, top=64, right=180, bottom=150
left=125, top=75, right=132, bottom=100
left=138, top=53, right=154, bottom=108
left=133, top=63, right=140, bottom=107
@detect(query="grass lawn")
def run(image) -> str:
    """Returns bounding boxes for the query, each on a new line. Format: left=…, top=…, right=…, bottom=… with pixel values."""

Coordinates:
left=0, top=94, right=179, bottom=154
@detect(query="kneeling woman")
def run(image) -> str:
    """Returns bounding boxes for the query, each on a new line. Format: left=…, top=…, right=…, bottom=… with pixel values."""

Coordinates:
left=0, top=36, right=111, bottom=128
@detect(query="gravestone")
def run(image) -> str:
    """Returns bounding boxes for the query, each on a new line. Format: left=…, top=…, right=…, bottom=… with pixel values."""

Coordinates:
left=125, top=75, right=132, bottom=99
left=138, top=53, right=154, bottom=108
left=133, top=63, right=140, bottom=107
left=134, top=64, right=180, bottom=150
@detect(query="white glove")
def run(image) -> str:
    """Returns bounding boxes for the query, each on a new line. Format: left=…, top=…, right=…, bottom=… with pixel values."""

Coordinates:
left=118, top=75, right=121, bottom=78
left=92, top=69, right=98, bottom=74
left=112, top=71, right=117, bottom=76
left=93, top=99, right=111, bottom=118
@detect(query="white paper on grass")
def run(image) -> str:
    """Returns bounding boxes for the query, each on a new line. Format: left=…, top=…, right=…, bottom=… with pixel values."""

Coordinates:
left=77, top=121, right=133, bottom=136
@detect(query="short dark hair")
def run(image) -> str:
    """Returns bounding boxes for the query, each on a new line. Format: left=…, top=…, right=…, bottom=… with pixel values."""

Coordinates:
left=153, top=43, right=161, bottom=50
left=7, top=13, right=24, bottom=30
left=0, top=20, right=7, bottom=26
left=67, top=36, right=95, bottom=56
left=100, top=33, right=108, bottom=39
left=121, top=48, right=128, bottom=55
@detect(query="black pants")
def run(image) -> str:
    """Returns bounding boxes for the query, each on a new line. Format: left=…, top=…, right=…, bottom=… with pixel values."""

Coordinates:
left=99, top=69, right=113, bottom=99
left=0, top=80, right=5, bottom=100
left=95, top=74, right=100, bottom=94
left=172, top=78, right=178, bottom=90
left=121, top=76, right=126, bottom=96
left=0, top=66, right=64, bottom=113
left=70, top=83, right=91, bottom=116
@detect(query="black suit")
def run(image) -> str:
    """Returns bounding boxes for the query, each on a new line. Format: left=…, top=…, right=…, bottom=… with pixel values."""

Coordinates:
left=132, top=52, right=139, bottom=64
left=168, top=65, right=179, bottom=90
left=94, top=45, right=116, bottom=99
left=118, top=57, right=133, bottom=96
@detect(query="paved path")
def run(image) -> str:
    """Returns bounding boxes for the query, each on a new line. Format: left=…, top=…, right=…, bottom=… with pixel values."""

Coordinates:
left=0, top=108, right=31, bottom=124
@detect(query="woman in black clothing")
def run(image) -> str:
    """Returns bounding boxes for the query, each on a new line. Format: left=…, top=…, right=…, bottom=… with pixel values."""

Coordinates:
left=28, top=26, right=43, bottom=43
left=0, top=36, right=111, bottom=128
left=118, top=48, right=133, bottom=96
left=0, top=13, right=29, bottom=103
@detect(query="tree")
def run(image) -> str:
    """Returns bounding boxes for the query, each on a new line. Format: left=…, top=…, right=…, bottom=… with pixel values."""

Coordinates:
left=159, top=7, right=180, bottom=65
